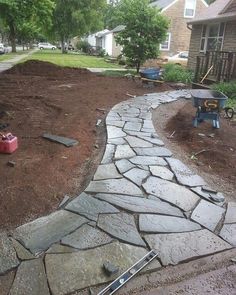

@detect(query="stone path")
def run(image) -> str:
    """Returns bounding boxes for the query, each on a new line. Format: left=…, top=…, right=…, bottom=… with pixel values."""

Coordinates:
left=0, top=90, right=235, bottom=295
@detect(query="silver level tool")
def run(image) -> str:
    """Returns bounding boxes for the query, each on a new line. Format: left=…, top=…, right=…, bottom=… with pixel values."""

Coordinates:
left=97, top=250, right=158, bottom=295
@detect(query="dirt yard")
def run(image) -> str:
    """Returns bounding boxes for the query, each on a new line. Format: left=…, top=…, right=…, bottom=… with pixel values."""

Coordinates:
left=0, top=60, right=171, bottom=230
left=153, top=99, right=236, bottom=200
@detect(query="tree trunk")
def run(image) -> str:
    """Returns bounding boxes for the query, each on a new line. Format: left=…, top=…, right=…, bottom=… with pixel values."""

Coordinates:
left=9, top=21, right=16, bottom=53
left=61, top=36, right=67, bottom=54
left=136, top=61, right=140, bottom=73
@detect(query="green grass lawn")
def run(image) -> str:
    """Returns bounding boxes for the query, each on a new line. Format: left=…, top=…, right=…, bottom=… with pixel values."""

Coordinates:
left=22, top=50, right=122, bottom=69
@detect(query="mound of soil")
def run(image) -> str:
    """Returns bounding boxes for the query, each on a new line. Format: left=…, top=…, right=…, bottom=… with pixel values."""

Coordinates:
left=153, top=100, right=236, bottom=199
left=0, top=60, right=170, bottom=230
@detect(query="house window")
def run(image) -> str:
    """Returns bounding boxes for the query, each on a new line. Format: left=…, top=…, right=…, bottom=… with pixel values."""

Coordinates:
left=160, top=33, right=171, bottom=51
left=200, top=23, right=225, bottom=52
left=184, top=0, right=196, bottom=18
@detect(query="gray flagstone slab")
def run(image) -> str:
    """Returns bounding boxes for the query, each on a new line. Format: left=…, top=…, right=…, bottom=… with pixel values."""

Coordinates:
left=85, top=178, right=144, bottom=196
left=121, top=116, right=142, bottom=123
left=0, top=271, right=15, bottom=295
left=191, top=200, right=225, bottom=232
left=107, top=126, right=126, bottom=139
left=95, top=194, right=183, bottom=216
left=65, top=193, right=119, bottom=221
left=134, top=134, right=164, bottom=146
left=144, top=229, right=232, bottom=266
left=224, top=202, right=236, bottom=224
left=139, top=214, right=201, bottom=233
left=166, top=158, right=206, bottom=187
left=61, top=224, right=113, bottom=249
left=9, top=259, right=50, bottom=295
left=93, top=163, right=122, bottom=180
left=125, top=135, right=153, bottom=148
left=97, top=213, right=145, bottom=247
left=134, top=147, right=172, bottom=157
left=141, top=128, right=155, bottom=133
left=108, top=137, right=127, bottom=145
left=114, top=145, right=136, bottom=159
left=150, top=166, right=174, bottom=180
left=106, top=120, right=125, bottom=128
left=124, top=122, right=142, bottom=131
left=13, top=210, right=89, bottom=254
left=125, top=130, right=154, bottom=137
left=191, top=186, right=225, bottom=206
left=143, top=120, right=154, bottom=129
left=11, top=239, right=35, bottom=261
left=45, top=242, right=159, bottom=295
left=130, top=156, right=167, bottom=166
left=0, top=233, right=19, bottom=274
left=220, top=224, right=236, bottom=246
left=101, top=144, right=115, bottom=164
left=46, top=244, right=79, bottom=254
left=124, top=168, right=150, bottom=186
left=115, top=159, right=136, bottom=173
left=143, top=176, right=199, bottom=211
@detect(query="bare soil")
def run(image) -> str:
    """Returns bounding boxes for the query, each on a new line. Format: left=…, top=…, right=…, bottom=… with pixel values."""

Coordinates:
left=0, top=60, right=170, bottom=230
left=152, top=99, right=236, bottom=201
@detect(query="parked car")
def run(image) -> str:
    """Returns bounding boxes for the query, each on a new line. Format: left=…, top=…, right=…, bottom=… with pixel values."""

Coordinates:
left=0, top=43, right=9, bottom=54
left=38, top=42, right=56, bottom=50
left=167, top=51, right=189, bottom=67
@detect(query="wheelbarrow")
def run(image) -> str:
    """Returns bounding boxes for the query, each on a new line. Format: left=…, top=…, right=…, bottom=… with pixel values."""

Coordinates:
left=191, top=89, right=228, bottom=129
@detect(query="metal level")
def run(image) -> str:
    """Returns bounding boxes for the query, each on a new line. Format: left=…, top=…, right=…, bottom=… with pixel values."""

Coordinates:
left=97, top=250, right=158, bottom=295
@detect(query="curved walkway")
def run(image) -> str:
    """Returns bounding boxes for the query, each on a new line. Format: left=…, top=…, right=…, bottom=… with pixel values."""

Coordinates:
left=1, top=90, right=235, bottom=295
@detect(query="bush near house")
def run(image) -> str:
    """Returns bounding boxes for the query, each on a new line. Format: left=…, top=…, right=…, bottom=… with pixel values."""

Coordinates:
left=211, top=81, right=236, bottom=108
left=163, top=63, right=193, bottom=84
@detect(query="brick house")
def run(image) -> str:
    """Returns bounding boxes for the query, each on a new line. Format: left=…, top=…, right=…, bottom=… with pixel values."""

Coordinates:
left=187, top=0, right=236, bottom=82
left=150, top=0, right=208, bottom=56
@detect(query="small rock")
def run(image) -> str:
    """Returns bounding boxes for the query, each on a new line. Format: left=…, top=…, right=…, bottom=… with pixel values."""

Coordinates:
left=96, top=119, right=102, bottom=127
left=7, top=161, right=16, bottom=167
left=94, top=144, right=99, bottom=149
left=208, top=133, right=215, bottom=138
left=198, top=133, right=205, bottom=137
left=103, top=261, right=119, bottom=276
left=210, top=193, right=225, bottom=203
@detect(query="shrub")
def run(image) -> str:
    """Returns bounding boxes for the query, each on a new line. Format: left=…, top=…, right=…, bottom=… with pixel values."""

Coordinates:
left=76, top=40, right=91, bottom=54
left=211, top=81, right=236, bottom=108
left=163, top=63, right=193, bottom=84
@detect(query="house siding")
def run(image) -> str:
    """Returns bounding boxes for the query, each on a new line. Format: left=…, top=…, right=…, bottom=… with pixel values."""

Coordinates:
left=224, top=0, right=236, bottom=13
left=188, top=20, right=236, bottom=71
left=112, top=32, right=122, bottom=57
left=161, top=0, right=207, bottom=56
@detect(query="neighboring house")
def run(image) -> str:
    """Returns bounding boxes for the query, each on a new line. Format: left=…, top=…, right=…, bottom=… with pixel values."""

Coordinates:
left=85, top=26, right=125, bottom=57
left=187, top=0, right=236, bottom=82
left=150, top=0, right=208, bottom=56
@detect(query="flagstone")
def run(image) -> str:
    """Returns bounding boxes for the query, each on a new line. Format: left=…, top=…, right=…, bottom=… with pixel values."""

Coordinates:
left=191, top=200, right=225, bottom=232
left=93, top=163, right=122, bottom=180
left=125, top=135, right=153, bottom=148
left=220, top=224, right=236, bottom=246
left=101, top=144, right=115, bottom=164
left=134, top=147, right=172, bottom=157
left=130, top=156, right=167, bottom=166
left=115, top=159, right=136, bottom=173
left=61, top=224, right=113, bottom=249
left=85, top=178, right=143, bottom=196
left=143, top=176, right=199, bottom=211
left=224, top=202, right=236, bottom=224
left=114, top=145, right=136, bottom=159
left=95, top=194, right=183, bottom=216
left=9, top=259, right=50, bottom=295
left=124, top=168, right=150, bottom=186
left=13, top=210, right=89, bottom=254
left=144, top=230, right=232, bottom=266
left=123, top=122, right=142, bottom=131
left=107, top=126, right=126, bottom=139
left=166, top=158, right=205, bottom=187
left=65, top=193, right=119, bottom=221
left=191, top=186, right=225, bottom=206
left=150, top=166, right=174, bottom=180
left=0, top=233, right=19, bottom=274
left=139, top=214, right=201, bottom=233
left=45, top=242, right=158, bottom=295
left=98, top=213, right=145, bottom=247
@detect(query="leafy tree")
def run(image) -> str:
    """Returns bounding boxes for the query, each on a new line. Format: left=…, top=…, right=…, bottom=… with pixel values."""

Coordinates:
left=104, top=0, right=121, bottom=29
left=115, top=0, right=169, bottom=73
left=0, top=0, right=54, bottom=52
left=51, top=0, right=106, bottom=53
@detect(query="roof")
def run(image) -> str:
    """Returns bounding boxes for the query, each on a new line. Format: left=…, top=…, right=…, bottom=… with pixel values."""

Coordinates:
left=188, top=0, right=236, bottom=24
left=112, top=25, right=126, bottom=33
left=95, top=29, right=110, bottom=37
left=150, top=0, right=176, bottom=10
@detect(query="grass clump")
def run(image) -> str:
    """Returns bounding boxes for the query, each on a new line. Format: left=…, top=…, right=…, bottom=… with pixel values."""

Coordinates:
left=211, top=81, right=236, bottom=108
left=163, top=63, right=193, bottom=84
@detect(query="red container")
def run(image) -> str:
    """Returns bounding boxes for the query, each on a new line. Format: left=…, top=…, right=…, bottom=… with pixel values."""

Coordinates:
left=0, top=133, right=18, bottom=154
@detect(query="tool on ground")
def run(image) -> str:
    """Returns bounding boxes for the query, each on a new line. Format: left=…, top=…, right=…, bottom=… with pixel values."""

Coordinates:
left=200, top=65, right=213, bottom=84
left=0, top=132, right=18, bottom=154
left=97, top=250, right=158, bottom=295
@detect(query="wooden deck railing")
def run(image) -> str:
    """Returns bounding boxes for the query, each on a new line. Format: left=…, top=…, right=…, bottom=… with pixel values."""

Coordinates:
left=194, top=51, right=236, bottom=83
